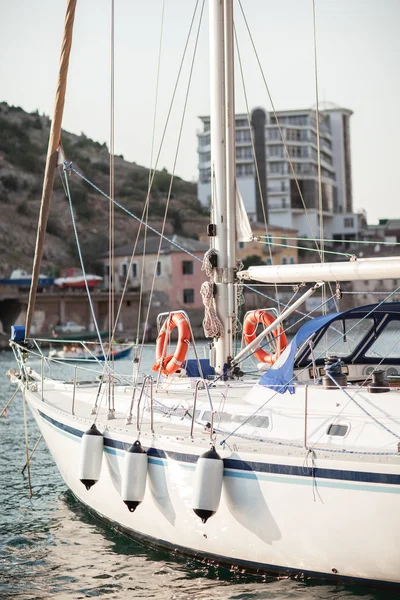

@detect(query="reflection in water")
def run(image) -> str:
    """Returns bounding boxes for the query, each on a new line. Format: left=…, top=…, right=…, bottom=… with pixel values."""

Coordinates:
left=0, top=352, right=398, bottom=599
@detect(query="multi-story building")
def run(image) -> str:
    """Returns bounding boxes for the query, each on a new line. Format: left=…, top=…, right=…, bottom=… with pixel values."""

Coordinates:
left=100, top=235, right=210, bottom=336
left=197, top=105, right=363, bottom=241
left=101, top=235, right=208, bottom=310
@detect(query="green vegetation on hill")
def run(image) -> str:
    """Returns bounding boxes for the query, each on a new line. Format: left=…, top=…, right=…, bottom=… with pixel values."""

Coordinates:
left=0, top=102, right=207, bottom=276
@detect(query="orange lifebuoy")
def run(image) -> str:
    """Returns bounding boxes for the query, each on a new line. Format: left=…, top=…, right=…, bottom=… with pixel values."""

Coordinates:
left=152, top=312, right=191, bottom=375
left=243, top=309, right=288, bottom=365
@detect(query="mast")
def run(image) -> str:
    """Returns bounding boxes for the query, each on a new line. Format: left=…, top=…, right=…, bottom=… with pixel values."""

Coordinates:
left=209, top=0, right=237, bottom=373
left=25, top=0, right=77, bottom=337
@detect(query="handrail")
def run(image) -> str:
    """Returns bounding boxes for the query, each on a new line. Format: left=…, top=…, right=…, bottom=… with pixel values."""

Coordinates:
left=136, top=375, right=154, bottom=435
left=190, top=380, right=202, bottom=439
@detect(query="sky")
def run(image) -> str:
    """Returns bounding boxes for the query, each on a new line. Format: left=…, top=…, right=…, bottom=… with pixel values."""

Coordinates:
left=1, top=0, right=399, bottom=225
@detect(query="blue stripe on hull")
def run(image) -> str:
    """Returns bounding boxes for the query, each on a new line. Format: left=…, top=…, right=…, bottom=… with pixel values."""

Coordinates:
left=38, top=410, right=400, bottom=488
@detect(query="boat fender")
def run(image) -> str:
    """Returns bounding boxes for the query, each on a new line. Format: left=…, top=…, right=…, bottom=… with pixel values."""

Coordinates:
left=193, top=446, right=224, bottom=524
left=121, top=440, right=148, bottom=512
left=79, top=424, right=104, bottom=490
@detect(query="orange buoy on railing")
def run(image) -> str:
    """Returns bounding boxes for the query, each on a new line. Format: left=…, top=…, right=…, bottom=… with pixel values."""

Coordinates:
left=243, top=309, right=288, bottom=365
left=152, top=312, right=191, bottom=376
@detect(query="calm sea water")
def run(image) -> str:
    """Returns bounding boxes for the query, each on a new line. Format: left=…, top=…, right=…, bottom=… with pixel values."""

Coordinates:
left=0, top=350, right=397, bottom=600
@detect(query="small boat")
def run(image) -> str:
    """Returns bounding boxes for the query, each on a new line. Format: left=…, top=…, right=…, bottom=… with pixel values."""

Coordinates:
left=54, top=268, right=102, bottom=289
left=49, top=343, right=134, bottom=362
left=0, top=269, right=54, bottom=287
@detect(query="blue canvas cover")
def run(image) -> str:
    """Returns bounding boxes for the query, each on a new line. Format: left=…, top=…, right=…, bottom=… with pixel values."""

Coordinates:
left=259, top=312, right=342, bottom=394
left=185, top=359, right=215, bottom=378
left=11, top=325, right=26, bottom=342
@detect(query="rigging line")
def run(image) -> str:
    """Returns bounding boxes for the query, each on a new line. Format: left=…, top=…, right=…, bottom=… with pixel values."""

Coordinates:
left=137, top=0, right=206, bottom=368
left=227, top=283, right=400, bottom=432
left=70, top=164, right=204, bottom=261
left=344, top=291, right=400, bottom=295
left=301, top=285, right=400, bottom=377
left=136, top=202, right=149, bottom=348
left=63, top=165, right=108, bottom=363
left=311, top=0, right=337, bottom=314
left=69, top=165, right=350, bottom=314
left=348, top=323, right=400, bottom=394
left=234, top=22, right=281, bottom=315
left=87, top=0, right=203, bottom=366
left=312, top=0, right=325, bottom=273
left=148, top=0, right=165, bottom=186
left=233, top=293, right=335, bottom=370
left=243, top=283, right=315, bottom=321
left=108, top=0, right=116, bottom=412
left=143, top=0, right=202, bottom=202
left=237, top=0, right=322, bottom=260
left=221, top=288, right=400, bottom=444
left=309, top=331, right=400, bottom=451
left=254, top=239, right=353, bottom=258
left=137, top=0, right=166, bottom=351
left=326, top=371, right=400, bottom=441
left=257, top=235, right=400, bottom=247
left=237, top=0, right=339, bottom=311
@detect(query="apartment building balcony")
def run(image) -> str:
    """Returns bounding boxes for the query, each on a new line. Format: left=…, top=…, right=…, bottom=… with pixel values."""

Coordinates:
left=268, top=198, right=290, bottom=211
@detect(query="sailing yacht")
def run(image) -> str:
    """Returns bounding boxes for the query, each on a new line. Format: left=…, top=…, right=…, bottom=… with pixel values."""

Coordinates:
left=7, top=0, right=400, bottom=589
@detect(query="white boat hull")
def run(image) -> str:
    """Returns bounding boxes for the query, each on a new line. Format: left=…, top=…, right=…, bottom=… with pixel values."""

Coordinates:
left=24, top=386, right=400, bottom=588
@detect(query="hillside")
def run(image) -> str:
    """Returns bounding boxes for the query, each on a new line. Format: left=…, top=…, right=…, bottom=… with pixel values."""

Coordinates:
left=0, top=102, right=208, bottom=276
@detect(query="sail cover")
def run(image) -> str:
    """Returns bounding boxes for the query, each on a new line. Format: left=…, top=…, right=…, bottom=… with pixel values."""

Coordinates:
left=259, top=312, right=341, bottom=393
left=236, top=186, right=253, bottom=242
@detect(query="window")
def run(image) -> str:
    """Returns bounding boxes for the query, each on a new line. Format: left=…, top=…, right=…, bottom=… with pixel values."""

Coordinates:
left=182, top=260, right=194, bottom=275
left=270, top=162, right=286, bottom=175
left=236, top=147, right=253, bottom=159
left=199, top=151, right=211, bottom=164
left=156, top=261, right=162, bottom=277
left=121, top=263, right=128, bottom=278
left=288, top=115, right=308, bottom=126
left=289, top=257, right=295, bottom=264
left=236, top=129, right=251, bottom=142
left=268, top=128, right=280, bottom=140
left=344, top=217, right=354, bottom=228
left=286, top=129, right=302, bottom=142
left=366, top=320, right=400, bottom=359
left=199, top=134, right=210, bottom=146
left=238, top=241, right=244, bottom=249
left=200, top=168, right=211, bottom=183
left=327, top=424, right=348, bottom=437
left=311, top=318, right=374, bottom=359
left=269, top=145, right=283, bottom=157
left=183, top=288, right=194, bottom=303
left=264, top=234, right=272, bottom=251
left=201, top=411, right=270, bottom=429
left=282, top=257, right=287, bottom=265
left=131, top=263, right=138, bottom=279
left=232, top=414, right=270, bottom=428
